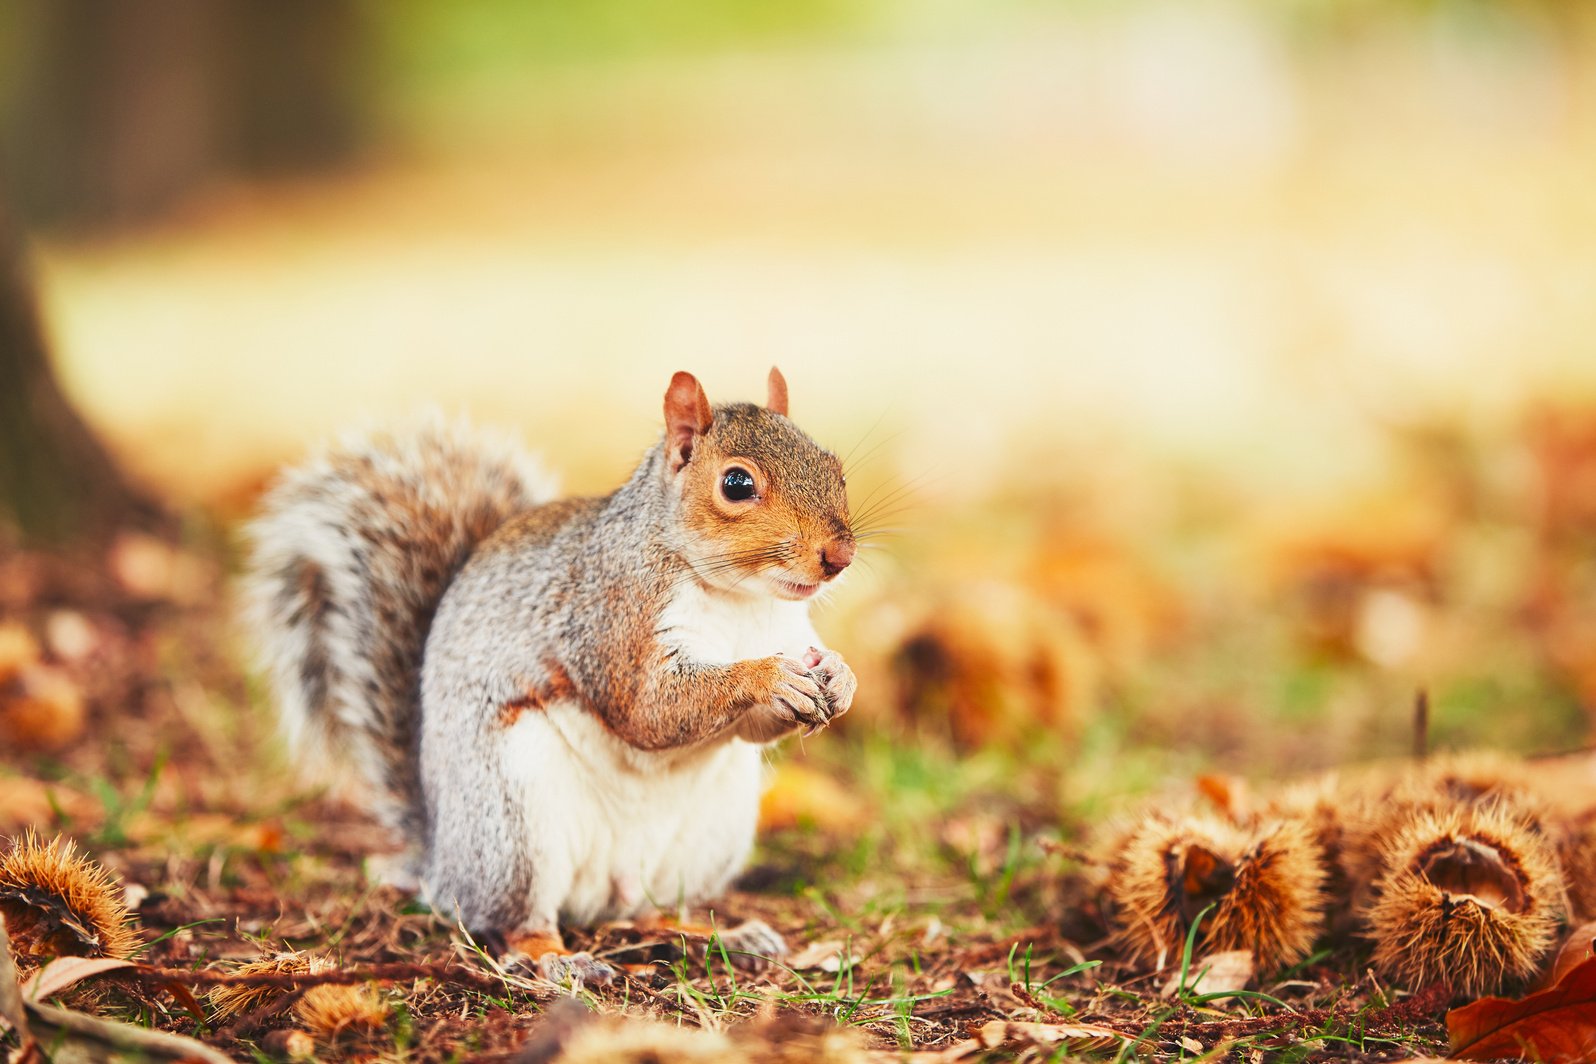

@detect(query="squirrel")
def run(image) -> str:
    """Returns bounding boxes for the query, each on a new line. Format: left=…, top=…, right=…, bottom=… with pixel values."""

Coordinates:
left=244, top=368, right=857, bottom=984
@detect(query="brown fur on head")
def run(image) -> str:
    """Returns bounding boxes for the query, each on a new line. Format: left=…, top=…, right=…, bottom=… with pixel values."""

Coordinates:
left=664, top=369, right=853, bottom=600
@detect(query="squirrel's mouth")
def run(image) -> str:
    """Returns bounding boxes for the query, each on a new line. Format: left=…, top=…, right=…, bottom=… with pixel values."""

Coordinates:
left=772, top=577, right=820, bottom=600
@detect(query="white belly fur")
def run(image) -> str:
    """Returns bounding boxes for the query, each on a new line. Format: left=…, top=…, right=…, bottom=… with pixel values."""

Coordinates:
left=503, top=584, right=822, bottom=926
left=502, top=706, right=763, bottom=925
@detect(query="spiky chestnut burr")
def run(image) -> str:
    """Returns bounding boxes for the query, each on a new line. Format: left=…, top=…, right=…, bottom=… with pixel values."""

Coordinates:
left=0, top=832, right=137, bottom=963
left=209, top=952, right=388, bottom=1039
left=1365, top=800, right=1565, bottom=997
left=1105, top=812, right=1328, bottom=971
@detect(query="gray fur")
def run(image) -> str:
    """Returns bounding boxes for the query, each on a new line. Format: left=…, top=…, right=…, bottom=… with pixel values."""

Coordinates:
left=243, top=417, right=556, bottom=878
left=416, top=445, right=690, bottom=929
left=245, top=399, right=853, bottom=939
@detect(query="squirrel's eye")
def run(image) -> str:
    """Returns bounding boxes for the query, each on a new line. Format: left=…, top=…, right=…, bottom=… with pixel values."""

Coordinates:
left=720, top=467, right=757, bottom=502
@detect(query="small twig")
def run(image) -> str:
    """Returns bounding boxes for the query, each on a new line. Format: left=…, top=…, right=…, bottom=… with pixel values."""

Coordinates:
left=1037, top=839, right=1093, bottom=865
left=1009, top=981, right=1056, bottom=1015
left=128, top=960, right=506, bottom=993
left=619, top=969, right=699, bottom=1020
left=1412, top=688, right=1430, bottom=762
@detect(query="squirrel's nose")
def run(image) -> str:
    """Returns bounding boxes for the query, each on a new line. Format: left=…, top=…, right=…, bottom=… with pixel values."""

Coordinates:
left=819, top=538, right=856, bottom=579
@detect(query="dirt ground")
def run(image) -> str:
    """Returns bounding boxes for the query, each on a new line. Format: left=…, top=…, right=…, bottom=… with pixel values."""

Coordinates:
left=0, top=528, right=1473, bottom=1063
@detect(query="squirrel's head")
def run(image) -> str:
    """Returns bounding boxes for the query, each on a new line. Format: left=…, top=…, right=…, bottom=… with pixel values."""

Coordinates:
left=663, top=368, right=854, bottom=601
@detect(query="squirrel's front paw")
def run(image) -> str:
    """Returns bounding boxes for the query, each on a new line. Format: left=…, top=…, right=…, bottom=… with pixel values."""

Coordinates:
left=803, top=646, right=857, bottom=720
left=769, top=656, right=831, bottom=732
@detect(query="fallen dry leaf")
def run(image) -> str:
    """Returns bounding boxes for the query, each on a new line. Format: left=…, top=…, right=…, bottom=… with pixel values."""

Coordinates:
left=786, top=938, right=850, bottom=972
left=1162, top=949, right=1254, bottom=999
left=2, top=915, right=227, bottom=1062
left=1539, top=920, right=1596, bottom=991
left=899, top=1038, right=999, bottom=1063
left=972, top=1019, right=1128, bottom=1054
left=1196, top=773, right=1250, bottom=822
left=0, top=663, right=86, bottom=751
left=0, top=915, right=26, bottom=1038
left=21, top=956, right=134, bottom=1001
left=1449, top=954, right=1596, bottom=1061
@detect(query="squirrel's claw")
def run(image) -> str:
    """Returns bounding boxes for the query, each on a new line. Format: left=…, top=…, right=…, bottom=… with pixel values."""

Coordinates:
left=805, top=647, right=857, bottom=720
left=742, top=652, right=850, bottom=741
left=771, top=656, right=831, bottom=730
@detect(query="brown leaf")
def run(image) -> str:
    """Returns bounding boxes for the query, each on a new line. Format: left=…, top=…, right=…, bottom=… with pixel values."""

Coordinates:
left=1539, top=920, right=1596, bottom=991
left=160, top=979, right=207, bottom=1023
left=1449, top=954, right=1596, bottom=1061
left=25, top=952, right=204, bottom=1026
left=3, top=921, right=224, bottom=1064
left=121, top=812, right=285, bottom=852
left=1196, top=773, right=1249, bottom=822
left=20, top=956, right=134, bottom=1001
left=0, top=664, right=86, bottom=752
left=972, top=1019, right=1127, bottom=1053
left=25, top=997, right=234, bottom=1063
left=1162, top=949, right=1254, bottom=999
left=786, top=938, right=849, bottom=972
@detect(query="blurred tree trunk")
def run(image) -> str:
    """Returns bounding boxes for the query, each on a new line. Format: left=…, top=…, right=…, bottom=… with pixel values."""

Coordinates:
left=2, top=0, right=369, bottom=230
left=0, top=201, right=157, bottom=543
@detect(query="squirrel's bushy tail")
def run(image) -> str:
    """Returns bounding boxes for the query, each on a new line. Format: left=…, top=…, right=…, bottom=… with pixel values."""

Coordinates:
left=243, top=417, right=555, bottom=858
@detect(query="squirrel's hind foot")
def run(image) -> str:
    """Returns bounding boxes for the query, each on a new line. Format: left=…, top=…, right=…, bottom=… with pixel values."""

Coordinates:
left=638, top=915, right=789, bottom=971
left=705, top=919, right=789, bottom=972
left=491, top=928, right=620, bottom=988
left=534, top=950, right=619, bottom=988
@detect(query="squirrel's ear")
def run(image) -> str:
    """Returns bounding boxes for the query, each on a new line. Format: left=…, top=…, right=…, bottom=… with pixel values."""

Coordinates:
left=664, top=371, right=712, bottom=473
left=766, top=366, right=789, bottom=417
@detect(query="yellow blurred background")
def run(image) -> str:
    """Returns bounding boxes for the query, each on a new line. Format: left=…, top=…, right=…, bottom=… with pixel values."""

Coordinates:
left=9, top=1, right=1592, bottom=504
left=6, top=0, right=1596, bottom=771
